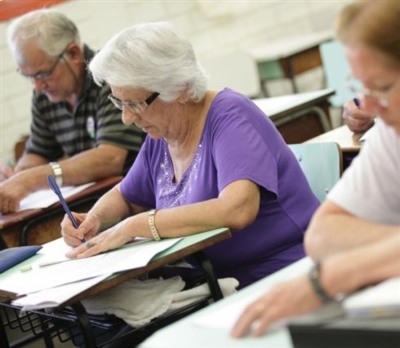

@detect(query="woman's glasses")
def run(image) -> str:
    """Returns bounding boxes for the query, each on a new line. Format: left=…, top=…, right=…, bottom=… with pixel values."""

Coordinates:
left=345, top=75, right=400, bottom=108
left=108, top=92, right=159, bottom=114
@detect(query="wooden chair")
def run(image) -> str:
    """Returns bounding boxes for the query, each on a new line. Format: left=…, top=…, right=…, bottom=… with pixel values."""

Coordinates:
left=288, top=142, right=342, bottom=202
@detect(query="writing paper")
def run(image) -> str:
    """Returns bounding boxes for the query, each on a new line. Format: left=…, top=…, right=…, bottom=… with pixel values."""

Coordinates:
left=12, top=273, right=112, bottom=311
left=19, top=182, right=95, bottom=211
left=343, top=277, right=400, bottom=318
left=0, top=237, right=182, bottom=295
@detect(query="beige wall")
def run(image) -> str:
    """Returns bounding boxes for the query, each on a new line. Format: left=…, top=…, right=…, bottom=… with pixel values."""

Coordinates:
left=0, top=0, right=351, bottom=162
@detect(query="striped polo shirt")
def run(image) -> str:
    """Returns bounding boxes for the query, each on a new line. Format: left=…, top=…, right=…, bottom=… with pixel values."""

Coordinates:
left=25, top=45, right=144, bottom=174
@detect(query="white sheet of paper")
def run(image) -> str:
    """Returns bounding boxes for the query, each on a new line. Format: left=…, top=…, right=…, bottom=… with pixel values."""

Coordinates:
left=192, top=290, right=268, bottom=330
left=18, top=182, right=95, bottom=211
left=12, top=273, right=112, bottom=311
left=344, top=277, right=400, bottom=318
left=0, top=237, right=182, bottom=295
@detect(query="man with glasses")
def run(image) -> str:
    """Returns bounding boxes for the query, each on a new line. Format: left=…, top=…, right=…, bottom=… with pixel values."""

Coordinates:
left=0, top=9, right=145, bottom=214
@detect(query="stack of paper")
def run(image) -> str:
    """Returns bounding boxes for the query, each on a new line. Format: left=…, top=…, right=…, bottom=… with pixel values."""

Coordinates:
left=0, top=237, right=182, bottom=310
left=343, top=277, right=400, bottom=318
left=19, top=182, right=95, bottom=211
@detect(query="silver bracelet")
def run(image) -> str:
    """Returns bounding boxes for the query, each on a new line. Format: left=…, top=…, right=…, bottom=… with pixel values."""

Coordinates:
left=148, top=209, right=161, bottom=241
left=49, top=162, right=63, bottom=187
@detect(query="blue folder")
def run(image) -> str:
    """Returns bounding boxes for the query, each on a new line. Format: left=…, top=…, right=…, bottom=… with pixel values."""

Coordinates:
left=0, top=245, right=42, bottom=273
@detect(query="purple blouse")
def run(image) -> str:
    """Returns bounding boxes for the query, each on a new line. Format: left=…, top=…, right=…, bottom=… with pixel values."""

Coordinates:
left=121, top=89, right=319, bottom=288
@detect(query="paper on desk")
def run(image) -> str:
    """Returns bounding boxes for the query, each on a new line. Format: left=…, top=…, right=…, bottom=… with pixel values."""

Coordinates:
left=12, top=273, right=112, bottom=311
left=19, top=182, right=95, bottom=211
left=343, top=277, right=400, bottom=318
left=0, top=237, right=182, bottom=295
left=193, top=293, right=259, bottom=330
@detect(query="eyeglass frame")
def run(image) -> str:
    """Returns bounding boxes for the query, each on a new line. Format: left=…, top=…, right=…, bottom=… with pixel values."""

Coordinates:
left=18, top=47, right=68, bottom=81
left=108, top=91, right=160, bottom=114
left=344, top=74, right=400, bottom=108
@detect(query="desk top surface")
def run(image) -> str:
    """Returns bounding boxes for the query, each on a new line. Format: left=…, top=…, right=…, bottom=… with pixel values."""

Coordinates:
left=0, top=228, right=231, bottom=307
left=139, top=257, right=312, bottom=348
left=305, top=125, right=363, bottom=152
left=0, top=176, right=122, bottom=229
left=247, top=29, right=333, bottom=61
left=253, top=88, right=334, bottom=120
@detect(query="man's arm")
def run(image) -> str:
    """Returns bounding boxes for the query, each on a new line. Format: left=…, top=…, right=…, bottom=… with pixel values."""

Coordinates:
left=0, top=144, right=127, bottom=213
left=305, top=199, right=399, bottom=260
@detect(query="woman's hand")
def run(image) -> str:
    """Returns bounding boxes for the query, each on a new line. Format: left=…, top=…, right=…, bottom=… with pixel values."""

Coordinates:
left=65, top=218, right=135, bottom=259
left=61, top=212, right=100, bottom=247
left=231, top=275, right=322, bottom=338
left=342, top=99, right=375, bottom=133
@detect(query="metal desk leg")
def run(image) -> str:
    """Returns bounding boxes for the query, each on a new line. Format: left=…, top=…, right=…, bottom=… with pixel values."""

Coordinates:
left=191, top=251, right=224, bottom=301
left=0, top=308, right=10, bottom=348
left=71, top=302, right=97, bottom=348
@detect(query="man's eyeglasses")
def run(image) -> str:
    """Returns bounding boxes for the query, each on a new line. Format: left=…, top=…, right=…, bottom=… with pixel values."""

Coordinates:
left=345, top=75, right=400, bottom=108
left=18, top=48, right=68, bottom=81
left=108, top=92, right=160, bottom=114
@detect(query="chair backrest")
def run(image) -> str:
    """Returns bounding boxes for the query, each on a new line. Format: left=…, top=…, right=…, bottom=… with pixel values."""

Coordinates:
left=288, top=142, right=342, bottom=202
left=319, top=40, right=352, bottom=108
left=201, top=51, right=261, bottom=99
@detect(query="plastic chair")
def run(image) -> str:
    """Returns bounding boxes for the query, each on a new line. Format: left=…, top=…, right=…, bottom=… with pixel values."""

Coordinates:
left=201, top=51, right=262, bottom=99
left=319, top=41, right=352, bottom=108
left=288, top=142, right=342, bottom=202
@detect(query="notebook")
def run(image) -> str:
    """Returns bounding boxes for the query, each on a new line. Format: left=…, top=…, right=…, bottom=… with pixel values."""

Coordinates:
left=0, top=245, right=42, bottom=273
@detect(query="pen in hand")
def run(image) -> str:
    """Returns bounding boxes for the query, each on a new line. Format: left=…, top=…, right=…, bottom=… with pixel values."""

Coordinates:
left=47, top=175, right=86, bottom=243
left=353, top=97, right=361, bottom=109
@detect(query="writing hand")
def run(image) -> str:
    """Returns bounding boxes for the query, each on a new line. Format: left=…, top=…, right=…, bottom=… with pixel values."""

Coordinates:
left=342, top=99, right=375, bottom=133
left=61, top=212, right=96, bottom=247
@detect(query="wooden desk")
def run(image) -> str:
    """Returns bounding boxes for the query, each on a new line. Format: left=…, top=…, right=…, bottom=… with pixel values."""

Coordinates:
left=246, top=30, right=333, bottom=95
left=139, top=257, right=312, bottom=348
left=253, top=88, right=334, bottom=143
left=304, top=125, right=363, bottom=169
left=304, top=125, right=363, bottom=153
left=0, top=228, right=231, bottom=348
left=0, top=176, right=122, bottom=248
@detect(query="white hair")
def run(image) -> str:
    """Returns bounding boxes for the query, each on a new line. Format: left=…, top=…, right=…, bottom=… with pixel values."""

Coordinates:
left=89, top=22, right=208, bottom=102
left=7, top=9, right=81, bottom=61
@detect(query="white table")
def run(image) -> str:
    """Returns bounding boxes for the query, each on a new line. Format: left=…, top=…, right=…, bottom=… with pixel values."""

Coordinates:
left=253, top=88, right=335, bottom=143
left=139, top=257, right=313, bottom=348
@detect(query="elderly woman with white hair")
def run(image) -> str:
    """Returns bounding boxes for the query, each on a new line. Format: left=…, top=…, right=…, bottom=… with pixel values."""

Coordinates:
left=61, top=22, right=319, bottom=289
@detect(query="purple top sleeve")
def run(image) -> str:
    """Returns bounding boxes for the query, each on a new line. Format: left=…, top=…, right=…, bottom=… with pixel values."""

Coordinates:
left=121, top=89, right=319, bottom=288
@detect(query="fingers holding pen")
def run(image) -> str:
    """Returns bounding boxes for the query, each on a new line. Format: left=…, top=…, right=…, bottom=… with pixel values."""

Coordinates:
left=61, top=212, right=95, bottom=247
left=342, top=99, right=375, bottom=133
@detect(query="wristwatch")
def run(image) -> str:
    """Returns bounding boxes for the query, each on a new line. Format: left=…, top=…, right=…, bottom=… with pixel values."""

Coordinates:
left=49, top=162, right=63, bottom=187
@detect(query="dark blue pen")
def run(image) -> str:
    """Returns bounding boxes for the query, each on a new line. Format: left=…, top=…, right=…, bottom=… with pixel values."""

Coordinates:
left=47, top=175, right=86, bottom=243
left=353, top=97, right=361, bottom=109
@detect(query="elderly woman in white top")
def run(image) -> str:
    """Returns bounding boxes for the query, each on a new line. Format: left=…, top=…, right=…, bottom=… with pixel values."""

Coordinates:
left=232, top=0, right=400, bottom=338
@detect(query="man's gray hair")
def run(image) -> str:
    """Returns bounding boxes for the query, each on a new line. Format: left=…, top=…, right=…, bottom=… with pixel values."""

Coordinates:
left=7, top=9, right=81, bottom=60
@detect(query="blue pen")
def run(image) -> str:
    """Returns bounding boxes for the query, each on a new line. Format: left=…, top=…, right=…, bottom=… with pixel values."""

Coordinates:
left=47, top=175, right=86, bottom=243
left=353, top=97, right=361, bottom=109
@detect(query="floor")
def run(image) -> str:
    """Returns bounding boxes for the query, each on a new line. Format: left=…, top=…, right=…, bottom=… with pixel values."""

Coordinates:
left=3, top=307, right=76, bottom=348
